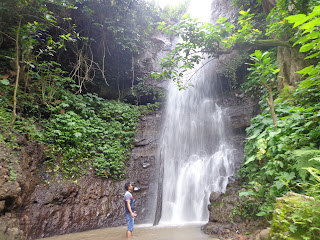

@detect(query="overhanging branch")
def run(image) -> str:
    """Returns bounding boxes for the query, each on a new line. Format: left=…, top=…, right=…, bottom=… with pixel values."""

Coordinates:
left=235, top=39, right=292, bottom=49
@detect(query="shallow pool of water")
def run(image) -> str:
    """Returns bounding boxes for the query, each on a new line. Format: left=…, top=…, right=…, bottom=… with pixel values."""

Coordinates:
left=41, top=224, right=210, bottom=240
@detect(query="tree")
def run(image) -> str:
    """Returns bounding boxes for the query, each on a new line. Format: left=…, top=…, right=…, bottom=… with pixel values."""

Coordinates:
left=247, top=50, right=279, bottom=129
left=151, top=9, right=291, bottom=89
left=0, top=0, right=79, bottom=127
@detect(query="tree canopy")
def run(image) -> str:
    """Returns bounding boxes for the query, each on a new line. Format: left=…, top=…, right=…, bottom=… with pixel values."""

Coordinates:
left=0, top=0, right=184, bottom=180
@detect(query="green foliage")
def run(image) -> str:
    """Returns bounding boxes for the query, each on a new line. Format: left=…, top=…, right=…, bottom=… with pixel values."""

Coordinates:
left=242, top=50, right=279, bottom=95
left=153, top=16, right=234, bottom=89
left=247, top=50, right=279, bottom=81
left=287, top=5, right=320, bottom=58
left=266, top=0, right=319, bottom=39
left=228, top=9, right=263, bottom=45
left=37, top=92, right=141, bottom=180
left=0, top=86, right=15, bottom=144
left=158, top=0, right=190, bottom=23
left=0, top=0, right=165, bottom=104
left=240, top=3, right=320, bottom=221
left=28, top=61, right=75, bottom=106
left=232, top=0, right=261, bottom=9
left=240, top=99, right=320, bottom=217
left=270, top=194, right=320, bottom=240
left=124, top=76, right=166, bottom=108
left=101, top=0, right=156, bottom=53
left=232, top=198, right=261, bottom=220
left=291, top=149, right=320, bottom=181
left=0, top=0, right=168, bottom=182
left=9, top=163, right=18, bottom=182
left=67, top=0, right=164, bottom=96
left=1, top=75, right=142, bottom=180
left=302, top=167, right=320, bottom=200
left=152, top=9, right=263, bottom=89
left=286, top=5, right=320, bottom=107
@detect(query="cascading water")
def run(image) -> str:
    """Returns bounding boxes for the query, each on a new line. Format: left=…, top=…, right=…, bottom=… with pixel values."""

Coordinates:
left=157, top=0, right=236, bottom=225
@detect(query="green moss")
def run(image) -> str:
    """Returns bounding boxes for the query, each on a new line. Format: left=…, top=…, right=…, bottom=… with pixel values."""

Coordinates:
left=270, top=193, right=320, bottom=240
left=211, top=201, right=220, bottom=207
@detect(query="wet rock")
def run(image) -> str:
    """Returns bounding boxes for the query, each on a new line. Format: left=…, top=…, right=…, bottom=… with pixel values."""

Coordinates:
left=208, top=182, right=242, bottom=224
left=209, top=192, right=222, bottom=203
left=16, top=134, right=27, bottom=146
left=126, top=111, right=163, bottom=224
left=221, top=94, right=259, bottom=173
left=204, top=181, right=269, bottom=239
left=0, top=109, right=163, bottom=240
left=225, top=96, right=258, bottom=132
left=0, top=219, right=7, bottom=232
left=0, top=210, right=22, bottom=240
left=203, top=222, right=239, bottom=237
left=0, top=178, right=21, bottom=202
left=7, top=227, right=23, bottom=239
left=134, top=138, right=150, bottom=146
left=255, top=228, right=270, bottom=240
left=0, top=201, right=5, bottom=213
left=142, top=161, right=151, bottom=168
left=21, top=177, right=122, bottom=239
left=15, top=111, right=163, bottom=240
left=0, top=181, right=21, bottom=199
left=135, top=32, right=172, bottom=78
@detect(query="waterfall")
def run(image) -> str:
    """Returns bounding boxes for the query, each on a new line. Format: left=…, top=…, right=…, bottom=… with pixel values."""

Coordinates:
left=156, top=0, right=237, bottom=225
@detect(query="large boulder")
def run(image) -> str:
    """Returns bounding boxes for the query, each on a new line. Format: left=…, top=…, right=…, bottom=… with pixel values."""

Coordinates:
left=270, top=192, right=320, bottom=240
left=207, top=182, right=242, bottom=225
left=203, top=181, right=268, bottom=239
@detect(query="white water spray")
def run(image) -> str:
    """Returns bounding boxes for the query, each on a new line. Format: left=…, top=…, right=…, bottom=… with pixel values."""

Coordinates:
left=158, top=0, right=236, bottom=225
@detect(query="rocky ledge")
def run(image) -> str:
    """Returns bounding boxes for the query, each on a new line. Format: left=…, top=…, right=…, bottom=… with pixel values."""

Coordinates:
left=0, top=111, right=163, bottom=240
left=202, top=181, right=269, bottom=240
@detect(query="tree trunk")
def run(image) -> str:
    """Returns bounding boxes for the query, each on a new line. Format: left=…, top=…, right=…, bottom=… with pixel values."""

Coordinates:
left=263, top=82, right=277, bottom=129
left=235, top=40, right=292, bottom=50
left=10, top=19, right=21, bottom=129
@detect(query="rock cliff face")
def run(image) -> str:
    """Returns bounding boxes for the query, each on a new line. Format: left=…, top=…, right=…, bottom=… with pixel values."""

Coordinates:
left=277, top=46, right=310, bottom=90
left=220, top=94, right=259, bottom=172
left=202, top=182, right=268, bottom=239
left=135, top=32, right=172, bottom=90
left=0, top=111, right=163, bottom=240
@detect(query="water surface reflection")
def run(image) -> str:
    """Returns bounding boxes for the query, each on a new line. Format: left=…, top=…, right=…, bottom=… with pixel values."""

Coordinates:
left=41, top=224, right=209, bottom=240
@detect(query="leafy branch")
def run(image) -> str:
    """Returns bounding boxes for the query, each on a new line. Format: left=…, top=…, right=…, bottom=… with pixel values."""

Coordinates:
left=152, top=9, right=292, bottom=88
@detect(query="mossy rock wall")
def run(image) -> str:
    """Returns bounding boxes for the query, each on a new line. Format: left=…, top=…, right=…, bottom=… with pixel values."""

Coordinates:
left=270, top=192, right=320, bottom=240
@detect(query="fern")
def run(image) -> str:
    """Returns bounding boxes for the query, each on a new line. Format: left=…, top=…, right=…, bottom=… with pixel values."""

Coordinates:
left=292, top=149, right=320, bottom=181
left=302, top=167, right=320, bottom=200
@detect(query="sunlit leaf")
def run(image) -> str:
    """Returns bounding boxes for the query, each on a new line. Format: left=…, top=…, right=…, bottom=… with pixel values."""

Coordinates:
left=0, top=79, right=10, bottom=85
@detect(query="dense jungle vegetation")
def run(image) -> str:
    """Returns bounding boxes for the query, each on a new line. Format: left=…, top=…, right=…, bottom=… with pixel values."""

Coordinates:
left=1, top=0, right=320, bottom=238
left=0, top=0, right=188, bottom=180
left=154, top=0, right=320, bottom=238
